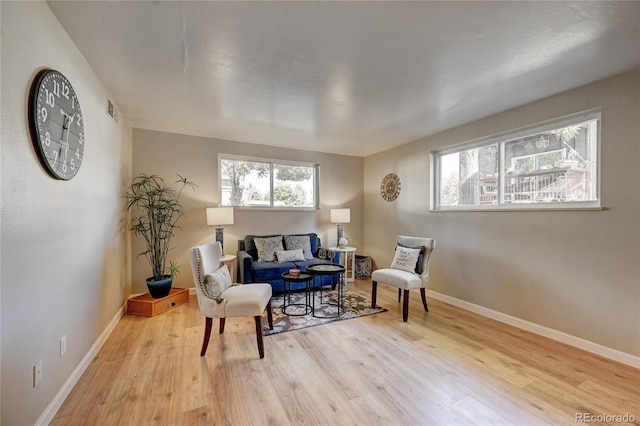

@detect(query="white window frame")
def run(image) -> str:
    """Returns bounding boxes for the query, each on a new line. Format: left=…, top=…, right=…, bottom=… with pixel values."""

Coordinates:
left=431, top=108, right=602, bottom=211
left=218, top=154, right=320, bottom=210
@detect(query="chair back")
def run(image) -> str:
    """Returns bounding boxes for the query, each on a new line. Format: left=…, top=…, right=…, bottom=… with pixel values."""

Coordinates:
left=189, top=242, right=223, bottom=314
left=396, top=235, right=436, bottom=283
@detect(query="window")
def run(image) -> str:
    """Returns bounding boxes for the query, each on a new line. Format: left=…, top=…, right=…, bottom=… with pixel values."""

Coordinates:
left=219, top=155, right=318, bottom=209
left=432, top=109, right=600, bottom=210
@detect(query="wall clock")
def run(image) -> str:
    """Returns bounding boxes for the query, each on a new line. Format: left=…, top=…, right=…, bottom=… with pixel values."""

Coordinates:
left=28, top=69, right=85, bottom=180
left=380, top=173, right=401, bottom=202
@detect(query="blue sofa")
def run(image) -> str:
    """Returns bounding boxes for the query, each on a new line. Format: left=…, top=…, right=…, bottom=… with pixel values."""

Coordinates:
left=238, top=233, right=339, bottom=293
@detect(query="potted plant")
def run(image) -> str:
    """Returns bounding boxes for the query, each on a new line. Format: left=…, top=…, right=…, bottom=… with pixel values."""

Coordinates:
left=125, top=174, right=196, bottom=298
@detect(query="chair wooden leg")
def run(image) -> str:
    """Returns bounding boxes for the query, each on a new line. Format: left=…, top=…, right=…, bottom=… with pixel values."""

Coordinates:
left=201, top=317, right=213, bottom=356
left=266, top=300, right=274, bottom=330
left=219, top=317, right=226, bottom=334
left=420, top=288, right=429, bottom=312
left=403, top=290, right=410, bottom=322
left=371, top=281, right=378, bottom=308
left=398, top=288, right=402, bottom=303
left=254, top=316, right=265, bottom=359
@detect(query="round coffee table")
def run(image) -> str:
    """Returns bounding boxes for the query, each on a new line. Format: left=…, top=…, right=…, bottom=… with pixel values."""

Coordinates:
left=306, top=263, right=346, bottom=318
left=280, top=272, right=313, bottom=316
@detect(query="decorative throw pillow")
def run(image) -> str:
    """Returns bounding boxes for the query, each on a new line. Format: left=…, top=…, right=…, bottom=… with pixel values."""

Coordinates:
left=284, top=235, right=314, bottom=260
left=398, top=243, right=426, bottom=274
left=390, top=246, right=422, bottom=273
left=204, top=265, right=232, bottom=300
left=254, top=235, right=284, bottom=262
left=275, top=249, right=306, bottom=262
left=243, top=235, right=261, bottom=260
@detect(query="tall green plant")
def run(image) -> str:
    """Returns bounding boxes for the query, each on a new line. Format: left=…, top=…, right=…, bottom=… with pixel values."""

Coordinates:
left=125, top=174, right=197, bottom=281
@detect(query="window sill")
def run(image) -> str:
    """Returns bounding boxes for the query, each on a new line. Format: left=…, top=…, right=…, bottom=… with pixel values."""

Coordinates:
left=231, top=206, right=319, bottom=212
left=430, top=205, right=606, bottom=212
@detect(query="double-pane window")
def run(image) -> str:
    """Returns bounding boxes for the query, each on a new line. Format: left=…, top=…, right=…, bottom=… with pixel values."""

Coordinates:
left=219, top=155, right=318, bottom=209
left=433, top=109, right=600, bottom=210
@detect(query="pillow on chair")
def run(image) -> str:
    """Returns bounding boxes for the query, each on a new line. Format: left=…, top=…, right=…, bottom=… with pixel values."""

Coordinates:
left=254, top=235, right=284, bottom=262
left=390, top=245, right=422, bottom=273
left=398, top=242, right=426, bottom=274
left=204, top=265, right=232, bottom=300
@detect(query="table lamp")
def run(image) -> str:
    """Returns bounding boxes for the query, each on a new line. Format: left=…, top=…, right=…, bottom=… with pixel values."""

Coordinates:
left=206, top=207, right=234, bottom=255
left=330, top=208, right=350, bottom=244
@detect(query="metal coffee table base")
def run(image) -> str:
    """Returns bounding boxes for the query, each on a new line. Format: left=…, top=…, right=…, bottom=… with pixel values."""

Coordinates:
left=312, top=282, right=345, bottom=318
left=281, top=273, right=313, bottom=316
left=307, top=263, right=346, bottom=319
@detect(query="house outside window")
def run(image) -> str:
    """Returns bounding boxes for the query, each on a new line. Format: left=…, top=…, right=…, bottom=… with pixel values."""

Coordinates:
left=432, top=109, right=601, bottom=210
left=219, top=155, right=318, bottom=209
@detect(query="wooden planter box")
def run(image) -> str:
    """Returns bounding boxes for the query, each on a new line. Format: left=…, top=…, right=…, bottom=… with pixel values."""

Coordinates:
left=127, top=288, right=189, bottom=317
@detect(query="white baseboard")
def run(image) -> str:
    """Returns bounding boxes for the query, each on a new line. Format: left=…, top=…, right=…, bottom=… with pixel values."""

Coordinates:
left=426, top=290, right=640, bottom=369
left=35, top=303, right=126, bottom=426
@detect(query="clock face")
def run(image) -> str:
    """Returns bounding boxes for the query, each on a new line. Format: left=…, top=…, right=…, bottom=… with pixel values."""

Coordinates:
left=381, top=173, right=401, bottom=202
left=29, top=69, right=84, bottom=180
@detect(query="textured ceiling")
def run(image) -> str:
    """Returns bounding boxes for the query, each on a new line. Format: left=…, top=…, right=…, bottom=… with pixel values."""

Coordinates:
left=47, top=1, right=640, bottom=157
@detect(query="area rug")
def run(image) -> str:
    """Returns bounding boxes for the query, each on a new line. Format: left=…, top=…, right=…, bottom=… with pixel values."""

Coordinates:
left=262, top=290, right=387, bottom=336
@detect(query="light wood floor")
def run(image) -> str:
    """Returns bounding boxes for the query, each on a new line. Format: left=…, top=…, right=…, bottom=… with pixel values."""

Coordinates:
left=51, top=280, right=639, bottom=426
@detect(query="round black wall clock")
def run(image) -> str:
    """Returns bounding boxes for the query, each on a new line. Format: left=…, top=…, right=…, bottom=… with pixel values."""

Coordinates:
left=380, top=173, right=401, bottom=202
left=28, top=69, right=85, bottom=180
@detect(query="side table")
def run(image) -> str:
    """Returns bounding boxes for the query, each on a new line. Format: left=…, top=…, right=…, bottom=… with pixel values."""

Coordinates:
left=220, top=254, right=237, bottom=282
left=306, top=263, right=346, bottom=318
left=331, top=246, right=357, bottom=282
left=281, top=272, right=313, bottom=316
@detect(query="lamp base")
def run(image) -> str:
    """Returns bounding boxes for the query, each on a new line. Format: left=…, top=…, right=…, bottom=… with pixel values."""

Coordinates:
left=336, top=224, right=344, bottom=244
left=215, top=227, right=224, bottom=256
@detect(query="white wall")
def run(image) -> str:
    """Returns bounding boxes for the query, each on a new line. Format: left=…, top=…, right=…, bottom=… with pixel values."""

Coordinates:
left=1, top=2, right=132, bottom=425
left=364, top=69, right=640, bottom=358
left=131, top=129, right=364, bottom=294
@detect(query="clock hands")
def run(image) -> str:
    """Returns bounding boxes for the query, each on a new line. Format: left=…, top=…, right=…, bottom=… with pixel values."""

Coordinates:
left=59, top=111, right=72, bottom=167
left=62, top=119, right=71, bottom=164
left=60, top=111, right=69, bottom=143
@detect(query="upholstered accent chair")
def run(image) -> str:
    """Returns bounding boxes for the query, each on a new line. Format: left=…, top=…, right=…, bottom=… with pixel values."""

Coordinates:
left=190, top=242, right=273, bottom=358
left=371, top=236, right=436, bottom=322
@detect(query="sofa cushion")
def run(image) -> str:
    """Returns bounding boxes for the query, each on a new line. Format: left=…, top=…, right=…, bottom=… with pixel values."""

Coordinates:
left=244, top=233, right=320, bottom=260
left=289, top=233, right=320, bottom=256
left=275, top=249, right=305, bottom=262
left=284, top=235, right=314, bottom=260
left=252, top=261, right=297, bottom=281
left=244, top=234, right=281, bottom=260
left=254, top=235, right=284, bottom=262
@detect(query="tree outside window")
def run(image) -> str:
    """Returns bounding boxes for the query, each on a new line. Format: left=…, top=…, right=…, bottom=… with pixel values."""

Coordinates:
left=220, top=156, right=317, bottom=208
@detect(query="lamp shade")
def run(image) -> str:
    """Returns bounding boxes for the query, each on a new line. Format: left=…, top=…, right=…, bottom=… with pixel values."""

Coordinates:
left=206, top=207, right=234, bottom=226
left=330, top=208, right=350, bottom=224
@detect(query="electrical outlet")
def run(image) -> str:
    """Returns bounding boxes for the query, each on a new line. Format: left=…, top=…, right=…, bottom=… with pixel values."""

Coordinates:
left=60, top=335, right=67, bottom=357
left=33, top=360, right=43, bottom=387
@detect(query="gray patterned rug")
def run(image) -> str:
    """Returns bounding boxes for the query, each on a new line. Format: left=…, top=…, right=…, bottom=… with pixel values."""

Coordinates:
left=262, top=289, right=387, bottom=336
